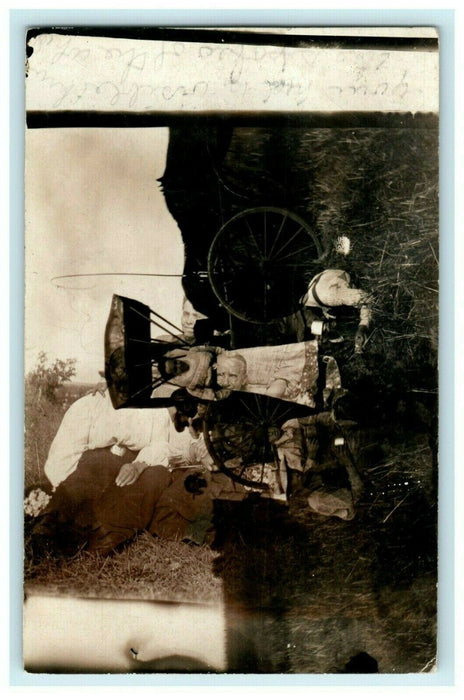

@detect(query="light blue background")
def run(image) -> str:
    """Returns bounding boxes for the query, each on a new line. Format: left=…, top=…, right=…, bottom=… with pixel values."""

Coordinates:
left=10, top=8, right=454, bottom=687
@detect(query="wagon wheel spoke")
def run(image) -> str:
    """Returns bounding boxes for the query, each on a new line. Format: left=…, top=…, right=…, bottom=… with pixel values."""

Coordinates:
left=273, top=243, right=318, bottom=263
left=271, top=225, right=305, bottom=260
left=267, top=212, right=288, bottom=258
left=243, top=217, right=264, bottom=260
left=203, top=394, right=308, bottom=490
left=208, top=207, right=322, bottom=323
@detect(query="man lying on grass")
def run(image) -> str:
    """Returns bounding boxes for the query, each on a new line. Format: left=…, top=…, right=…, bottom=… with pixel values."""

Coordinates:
left=27, top=386, right=246, bottom=559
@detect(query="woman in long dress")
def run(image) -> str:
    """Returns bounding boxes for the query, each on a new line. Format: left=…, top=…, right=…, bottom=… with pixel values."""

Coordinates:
left=158, top=339, right=320, bottom=407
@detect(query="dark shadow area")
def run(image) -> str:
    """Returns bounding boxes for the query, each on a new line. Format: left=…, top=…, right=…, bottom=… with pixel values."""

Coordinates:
left=211, top=415, right=437, bottom=673
left=26, top=655, right=218, bottom=674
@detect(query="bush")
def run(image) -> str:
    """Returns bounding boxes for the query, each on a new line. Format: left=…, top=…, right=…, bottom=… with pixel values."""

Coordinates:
left=24, top=354, right=79, bottom=489
left=25, top=352, right=77, bottom=404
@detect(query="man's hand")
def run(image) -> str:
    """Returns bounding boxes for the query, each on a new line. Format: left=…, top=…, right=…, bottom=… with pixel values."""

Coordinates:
left=115, top=461, right=147, bottom=487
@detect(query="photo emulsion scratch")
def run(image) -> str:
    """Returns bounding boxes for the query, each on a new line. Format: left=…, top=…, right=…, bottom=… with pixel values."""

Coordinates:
left=23, top=27, right=439, bottom=674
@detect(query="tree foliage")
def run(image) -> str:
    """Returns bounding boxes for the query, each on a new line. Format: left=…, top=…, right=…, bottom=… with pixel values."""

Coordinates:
left=26, top=352, right=77, bottom=403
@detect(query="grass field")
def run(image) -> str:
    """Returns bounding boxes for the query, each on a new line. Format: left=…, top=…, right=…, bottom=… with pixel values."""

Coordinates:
left=24, top=382, right=93, bottom=491
left=24, top=125, right=438, bottom=673
left=24, top=382, right=224, bottom=604
left=24, top=388, right=437, bottom=672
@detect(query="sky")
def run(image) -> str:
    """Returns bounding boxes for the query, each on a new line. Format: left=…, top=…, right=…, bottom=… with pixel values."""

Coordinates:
left=25, top=127, right=186, bottom=382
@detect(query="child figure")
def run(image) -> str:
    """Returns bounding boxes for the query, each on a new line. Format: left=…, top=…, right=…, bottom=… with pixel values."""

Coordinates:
left=301, top=268, right=372, bottom=352
left=274, top=411, right=363, bottom=519
left=160, top=340, right=320, bottom=407
left=277, top=236, right=373, bottom=352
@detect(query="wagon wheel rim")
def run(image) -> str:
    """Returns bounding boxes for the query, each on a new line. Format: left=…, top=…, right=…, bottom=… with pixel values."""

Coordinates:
left=208, top=207, right=322, bottom=324
left=203, top=392, right=301, bottom=490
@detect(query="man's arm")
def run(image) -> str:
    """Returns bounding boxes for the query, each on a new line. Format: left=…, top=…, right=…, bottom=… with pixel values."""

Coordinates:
left=115, top=410, right=172, bottom=487
left=135, top=409, right=171, bottom=468
left=43, top=394, right=96, bottom=488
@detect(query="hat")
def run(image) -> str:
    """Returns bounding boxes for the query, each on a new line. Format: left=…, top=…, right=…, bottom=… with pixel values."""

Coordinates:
left=307, top=487, right=355, bottom=520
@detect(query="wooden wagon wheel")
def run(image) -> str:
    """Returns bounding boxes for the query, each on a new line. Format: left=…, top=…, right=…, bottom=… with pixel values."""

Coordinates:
left=203, top=391, right=309, bottom=490
left=207, top=207, right=322, bottom=324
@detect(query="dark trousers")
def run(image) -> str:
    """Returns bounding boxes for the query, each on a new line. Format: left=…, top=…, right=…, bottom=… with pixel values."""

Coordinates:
left=43, top=449, right=245, bottom=554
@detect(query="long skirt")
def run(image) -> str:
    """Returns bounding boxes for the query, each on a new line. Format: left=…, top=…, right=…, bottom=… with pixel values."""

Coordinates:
left=36, top=448, right=245, bottom=555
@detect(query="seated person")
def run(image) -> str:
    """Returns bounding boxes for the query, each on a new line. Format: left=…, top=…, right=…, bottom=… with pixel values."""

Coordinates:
left=215, top=352, right=303, bottom=401
left=156, top=297, right=208, bottom=345
left=214, top=353, right=247, bottom=393
left=301, top=268, right=372, bottom=352
left=276, top=411, right=363, bottom=519
left=277, top=237, right=373, bottom=352
left=181, top=297, right=207, bottom=342
left=152, top=297, right=229, bottom=401
left=157, top=340, right=321, bottom=407
left=29, top=388, right=244, bottom=558
left=157, top=297, right=230, bottom=347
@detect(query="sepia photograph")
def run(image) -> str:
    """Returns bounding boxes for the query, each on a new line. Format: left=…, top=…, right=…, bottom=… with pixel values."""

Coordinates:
left=23, top=26, right=439, bottom=674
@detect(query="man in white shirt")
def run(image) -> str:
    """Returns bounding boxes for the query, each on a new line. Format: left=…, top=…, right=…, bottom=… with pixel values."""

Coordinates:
left=276, top=268, right=372, bottom=351
left=301, top=268, right=372, bottom=350
left=32, top=389, right=242, bottom=557
left=44, top=389, right=202, bottom=489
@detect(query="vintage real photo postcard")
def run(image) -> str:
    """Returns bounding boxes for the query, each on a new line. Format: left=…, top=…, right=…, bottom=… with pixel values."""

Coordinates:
left=23, top=26, right=439, bottom=674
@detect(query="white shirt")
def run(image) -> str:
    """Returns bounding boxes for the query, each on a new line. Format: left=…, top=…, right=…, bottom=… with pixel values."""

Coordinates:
left=44, top=391, right=201, bottom=488
left=303, top=269, right=364, bottom=308
left=302, top=269, right=372, bottom=326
